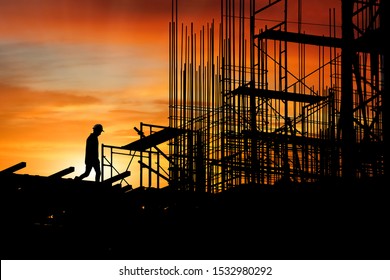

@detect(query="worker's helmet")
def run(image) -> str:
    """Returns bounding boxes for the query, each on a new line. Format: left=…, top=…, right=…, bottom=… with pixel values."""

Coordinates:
left=93, top=124, right=104, bottom=132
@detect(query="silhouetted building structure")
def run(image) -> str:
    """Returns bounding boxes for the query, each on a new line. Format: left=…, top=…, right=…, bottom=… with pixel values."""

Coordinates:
left=1, top=0, right=386, bottom=260
left=103, top=0, right=385, bottom=192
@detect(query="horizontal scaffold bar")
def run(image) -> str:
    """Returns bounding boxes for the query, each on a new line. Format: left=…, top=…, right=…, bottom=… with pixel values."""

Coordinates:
left=231, top=86, right=325, bottom=104
left=121, top=127, right=186, bottom=151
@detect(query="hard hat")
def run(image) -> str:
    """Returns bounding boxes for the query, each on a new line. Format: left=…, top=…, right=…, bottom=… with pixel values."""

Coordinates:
left=93, top=124, right=104, bottom=132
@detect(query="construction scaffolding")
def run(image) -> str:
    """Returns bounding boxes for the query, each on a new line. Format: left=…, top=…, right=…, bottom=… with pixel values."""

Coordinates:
left=1, top=0, right=386, bottom=260
left=103, top=0, right=384, bottom=192
left=102, top=123, right=184, bottom=189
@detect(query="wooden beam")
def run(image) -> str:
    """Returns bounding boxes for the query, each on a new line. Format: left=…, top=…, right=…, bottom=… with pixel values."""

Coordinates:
left=0, top=162, right=27, bottom=174
left=48, top=167, right=75, bottom=178
left=102, top=171, right=131, bottom=185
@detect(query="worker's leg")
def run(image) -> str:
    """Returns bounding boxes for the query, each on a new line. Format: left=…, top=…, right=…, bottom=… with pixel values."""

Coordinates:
left=93, top=161, right=101, bottom=182
left=77, top=165, right=93, bottom=180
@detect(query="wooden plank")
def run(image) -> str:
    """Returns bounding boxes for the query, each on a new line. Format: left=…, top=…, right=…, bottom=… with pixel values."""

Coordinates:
left=48, top=167, right=75, bottom=178
left=102, top=171, right=131, bottom=185
left=255, top=30, right=342, bottom=48
left=0, top=162, right=27, bottom=174
left=121, top=127, right=186, bottom=151
left=232, top=87, right=325, bottom=104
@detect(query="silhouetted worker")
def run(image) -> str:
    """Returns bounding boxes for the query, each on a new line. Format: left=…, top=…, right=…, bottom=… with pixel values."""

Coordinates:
left=75, top=124, right=104, bottom=182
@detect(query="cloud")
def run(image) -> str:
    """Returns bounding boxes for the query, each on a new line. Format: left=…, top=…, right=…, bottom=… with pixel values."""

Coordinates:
left=0, top=81, right=169, bottom=175
left=0, top=0, right=343, bottom=178
left=0, top=41, right=157, bottom=92
left=0, top=0, right=225, bottom=47
left=0, top=82, right=101, bottom=112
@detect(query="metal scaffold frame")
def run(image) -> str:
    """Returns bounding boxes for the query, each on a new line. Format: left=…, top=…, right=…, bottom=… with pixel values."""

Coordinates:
left=102, top=123, right=185, bottom=190
left=166, top=0, right=384, bottom=192
left=103, top=0, right=384, bottom=192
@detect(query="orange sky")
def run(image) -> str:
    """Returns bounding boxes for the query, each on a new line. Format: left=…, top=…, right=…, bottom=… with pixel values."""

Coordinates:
left=0, top=0, right=340, bottom=181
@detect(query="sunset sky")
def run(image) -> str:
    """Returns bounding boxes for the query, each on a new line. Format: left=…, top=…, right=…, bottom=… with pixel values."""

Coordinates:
left=0, top=0, right=340, bottom=180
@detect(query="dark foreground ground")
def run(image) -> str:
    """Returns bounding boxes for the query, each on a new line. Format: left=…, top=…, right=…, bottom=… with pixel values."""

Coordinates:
left=1, top=176, right=389, bottom=260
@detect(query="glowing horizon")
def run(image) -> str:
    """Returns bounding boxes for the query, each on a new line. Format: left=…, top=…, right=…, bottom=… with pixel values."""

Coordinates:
left=0, top=0, right=220, bottom=178
left=0, top=0, right=340, bottom=181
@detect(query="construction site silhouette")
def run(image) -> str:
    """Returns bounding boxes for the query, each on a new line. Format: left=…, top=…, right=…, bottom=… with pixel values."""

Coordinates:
left=1, top=0, right=386, bottom=260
